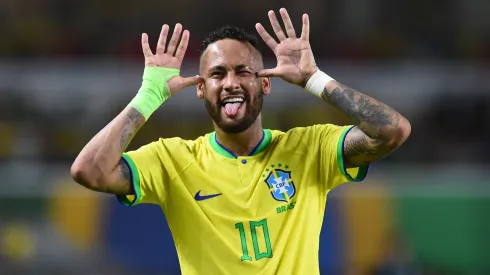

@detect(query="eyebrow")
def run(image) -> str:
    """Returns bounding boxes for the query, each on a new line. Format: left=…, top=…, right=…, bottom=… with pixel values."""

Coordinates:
left=209, top=65, right=225, bottom=72
left=209, top=64, right=253, bottom=71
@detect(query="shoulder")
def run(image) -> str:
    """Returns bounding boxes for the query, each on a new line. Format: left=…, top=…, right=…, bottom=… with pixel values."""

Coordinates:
left=125, top=134, right=210, bottom=171
left=268, top=126, right=320, bottom=153
left=151, top=133, right=211, bottom=156
left=274, top=124, right=344, bottom=141
left=270, top=124, right=351, bottom=149
left=126, top=133, right=210, bottom=157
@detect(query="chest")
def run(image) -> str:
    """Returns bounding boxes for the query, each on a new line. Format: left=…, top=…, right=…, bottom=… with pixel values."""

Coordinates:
left=165, top=153, right=320, bottom=221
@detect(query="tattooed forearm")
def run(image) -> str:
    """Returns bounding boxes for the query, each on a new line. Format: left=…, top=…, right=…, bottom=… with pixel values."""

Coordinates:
left=120, top=108, right=145, bottom=151
left=321, top=81, right=410, bottom=166
left=321, top=82, right=401, bottom=141
left=71, top=106, right=147, bottom=195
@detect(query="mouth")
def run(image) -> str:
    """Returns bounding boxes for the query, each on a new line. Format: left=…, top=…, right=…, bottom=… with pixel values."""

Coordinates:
left=221, top=96, right=245, bottom=117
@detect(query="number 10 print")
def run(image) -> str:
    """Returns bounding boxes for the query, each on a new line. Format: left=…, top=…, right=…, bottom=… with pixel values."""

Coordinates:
left=235, top=218, right=273, bottom=261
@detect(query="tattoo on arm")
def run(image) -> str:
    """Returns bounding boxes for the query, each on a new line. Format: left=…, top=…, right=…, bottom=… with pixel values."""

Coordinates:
left=344, top=129, right=376, bottom=157
left=343, top=127, right=384, bottom=167
left=321, top=83, right=400, bottom=140
left=321, top=82, right=404, bottom=167
left=119, top=159, right=131, bottom=181
left=110, top=108, right=144, bottom=195
left=120, top=108, right=146, bottom=151
left=108, top=159, right=133, bottom=195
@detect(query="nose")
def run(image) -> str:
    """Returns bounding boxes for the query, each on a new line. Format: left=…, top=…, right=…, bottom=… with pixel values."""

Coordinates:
left=223, top=72, right=240, bottom=92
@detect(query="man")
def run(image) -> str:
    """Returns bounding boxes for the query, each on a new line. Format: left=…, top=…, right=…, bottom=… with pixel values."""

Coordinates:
left=71, top=8, right=410, bottom=275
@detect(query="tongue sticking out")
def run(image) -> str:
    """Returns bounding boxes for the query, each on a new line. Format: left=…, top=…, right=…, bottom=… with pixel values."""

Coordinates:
left=224, top=103, right=241, bottom=116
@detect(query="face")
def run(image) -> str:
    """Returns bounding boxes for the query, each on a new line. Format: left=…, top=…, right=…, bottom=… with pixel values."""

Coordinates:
left=198, top=39, right=271, bottom=133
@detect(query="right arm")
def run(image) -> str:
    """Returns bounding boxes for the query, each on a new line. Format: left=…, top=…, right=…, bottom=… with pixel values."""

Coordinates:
left=70, top=107, right=145, bottom=195
left=71, top=23, right=202, bottom=195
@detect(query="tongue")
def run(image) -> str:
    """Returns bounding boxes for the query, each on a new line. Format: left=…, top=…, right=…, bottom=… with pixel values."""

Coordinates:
left=224, top=103, right=241, bottom=116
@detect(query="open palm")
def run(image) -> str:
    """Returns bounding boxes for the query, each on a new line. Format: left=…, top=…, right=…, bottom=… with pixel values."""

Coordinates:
left=256, top=9, right=318, bottom=87
left=142, top=24, right=202, bottom=95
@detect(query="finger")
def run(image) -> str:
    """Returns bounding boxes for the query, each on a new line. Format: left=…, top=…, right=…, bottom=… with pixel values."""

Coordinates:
left=156, top=24, right=170, bottom=54
left=300, top=14, right=310, bottom=41
left=166, top=23, right=183, bottom=55
left=257, top=68, right=281, bottom=78
left=141, top=33, right=153, bottom=58
left=169, top=75, right=204, bottom=94
left=255, top=23, right=278, bottom=51
left=175, top=30, right=190, bottom=61
left=279, top=8, right=296, bottom=38
left=173, top=76, right=204, bottom=93
left=268, top=10, right=287, bottom=41
left=181, top=75, right=204, bottom=88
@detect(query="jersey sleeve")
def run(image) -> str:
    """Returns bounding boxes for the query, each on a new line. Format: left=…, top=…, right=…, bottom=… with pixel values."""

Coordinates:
left=116, top=140, right=172, bottom=206
left=314, top=124, right=369, bottom=189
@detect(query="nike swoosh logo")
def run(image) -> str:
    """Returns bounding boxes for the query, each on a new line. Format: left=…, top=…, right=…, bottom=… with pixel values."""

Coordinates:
left=194, top=190, right=222, bottom=201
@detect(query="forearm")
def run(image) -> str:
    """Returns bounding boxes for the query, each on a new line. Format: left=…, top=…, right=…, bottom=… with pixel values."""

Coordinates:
left=321, top=80, right=406, bottom=144
left=71, top=107, right=145, bottom=189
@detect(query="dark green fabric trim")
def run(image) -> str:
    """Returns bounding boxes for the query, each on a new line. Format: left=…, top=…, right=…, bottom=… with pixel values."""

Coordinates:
left=252, top=129, right=272, bottom=156
left=209, top=129, right=272, bottom=159
left=337, top=126, right=369, bottom=182
left=116, top=153, right=142, bottom=206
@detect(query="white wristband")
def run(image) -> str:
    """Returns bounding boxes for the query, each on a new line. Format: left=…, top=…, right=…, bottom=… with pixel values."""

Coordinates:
left=304, top=70, right=335, bottom=98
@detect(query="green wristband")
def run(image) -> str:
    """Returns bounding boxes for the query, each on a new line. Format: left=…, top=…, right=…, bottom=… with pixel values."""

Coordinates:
left=128, top=66, right=180, bottom=120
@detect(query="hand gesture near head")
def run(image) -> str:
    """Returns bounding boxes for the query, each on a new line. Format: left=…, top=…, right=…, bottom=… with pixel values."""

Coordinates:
left=255, top=8, right=317, bottom=87
left=141, top=24, right=203, bottom=95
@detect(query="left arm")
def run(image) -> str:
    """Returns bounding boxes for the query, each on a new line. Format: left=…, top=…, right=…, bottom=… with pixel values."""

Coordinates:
left=321, top=81, right=411, bottom=167
left=255, top=8, right=410, bottom=168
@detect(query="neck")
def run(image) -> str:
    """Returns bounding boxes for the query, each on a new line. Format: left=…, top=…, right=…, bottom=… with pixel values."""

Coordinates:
left=214, top=118, right=263, bottom=157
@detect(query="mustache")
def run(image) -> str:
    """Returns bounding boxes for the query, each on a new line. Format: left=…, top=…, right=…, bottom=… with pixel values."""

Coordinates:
left=218, top=91, right=249, bottom=102
left=220, top=90, right=246, bottom=96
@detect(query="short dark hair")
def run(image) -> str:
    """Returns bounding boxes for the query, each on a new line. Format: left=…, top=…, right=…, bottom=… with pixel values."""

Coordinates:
left=200, top=26, right=263, bottom=56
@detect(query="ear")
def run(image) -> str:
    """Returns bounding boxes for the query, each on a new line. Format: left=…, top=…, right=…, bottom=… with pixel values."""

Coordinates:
left=197, top=82, right=205, bottom=99
left=261, top=76, right=271, bottom=96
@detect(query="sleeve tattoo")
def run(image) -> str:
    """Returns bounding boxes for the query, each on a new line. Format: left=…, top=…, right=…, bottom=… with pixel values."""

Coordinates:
left=321, top=82, right=405, bottom=167
left=120, top=108, right=146, bottom=151
left=114, top=108, right=145, bottom=194
left=343, top=127, right=383, bottom=166
left=118, top=158, right=131, bottom=182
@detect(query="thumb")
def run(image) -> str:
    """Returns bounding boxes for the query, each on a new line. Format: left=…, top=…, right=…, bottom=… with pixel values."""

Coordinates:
left=257, top=68, right=281, bottom=77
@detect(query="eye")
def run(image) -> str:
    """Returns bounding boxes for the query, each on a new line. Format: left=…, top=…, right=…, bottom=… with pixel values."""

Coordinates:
left=211, top=72, right=224, bottom=78
left=238, top=71, right=251, bottom=76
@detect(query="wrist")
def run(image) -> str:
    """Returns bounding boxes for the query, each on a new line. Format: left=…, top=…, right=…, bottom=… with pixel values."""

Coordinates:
left=304, top=69, right=335, bottom=98
left=128, top=66, right=179, bottom=120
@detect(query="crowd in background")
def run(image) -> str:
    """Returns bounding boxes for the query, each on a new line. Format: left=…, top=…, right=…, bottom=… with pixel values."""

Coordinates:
left=1, top=0, right=490, bottom=61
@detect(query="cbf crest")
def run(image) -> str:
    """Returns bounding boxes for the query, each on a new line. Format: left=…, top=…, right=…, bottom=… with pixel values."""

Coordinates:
left=262, top=163, right=296, bottom=202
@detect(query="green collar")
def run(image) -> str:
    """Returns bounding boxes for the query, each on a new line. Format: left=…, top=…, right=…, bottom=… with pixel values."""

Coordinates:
left=209, top=129, right=272, bottom=159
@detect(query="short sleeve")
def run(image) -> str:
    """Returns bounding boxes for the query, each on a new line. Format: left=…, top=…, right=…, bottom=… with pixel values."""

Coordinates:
left=116, top=140, right=172, bottom=206
left=314, top=124, right=369, bottom=189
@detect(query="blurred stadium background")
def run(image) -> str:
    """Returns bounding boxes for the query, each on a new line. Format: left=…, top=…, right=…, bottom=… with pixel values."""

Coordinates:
left=1, top=0, right=490, bottom=274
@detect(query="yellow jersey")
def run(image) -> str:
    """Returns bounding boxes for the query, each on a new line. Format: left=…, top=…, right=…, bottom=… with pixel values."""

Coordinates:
left=117, top=124, right=368, bottom=275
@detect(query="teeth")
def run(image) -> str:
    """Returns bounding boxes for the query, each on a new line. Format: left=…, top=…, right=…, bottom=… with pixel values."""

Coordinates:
left=223, top=98, right=244, bottom=104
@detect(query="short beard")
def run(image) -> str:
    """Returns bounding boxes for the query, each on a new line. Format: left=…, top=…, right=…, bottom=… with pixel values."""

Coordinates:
left=205, top=89, right=264, bottom=134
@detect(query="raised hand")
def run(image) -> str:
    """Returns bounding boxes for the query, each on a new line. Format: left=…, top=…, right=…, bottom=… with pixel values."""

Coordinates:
left=255, top=8, right=317, bottom=87
left=141, top=24, right=203, bottom=95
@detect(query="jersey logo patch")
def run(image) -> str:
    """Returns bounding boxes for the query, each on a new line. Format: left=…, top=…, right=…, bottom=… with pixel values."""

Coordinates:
left=262, top=164, right=296, bottom=202
left=194, top=190, right=222, bottom=201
